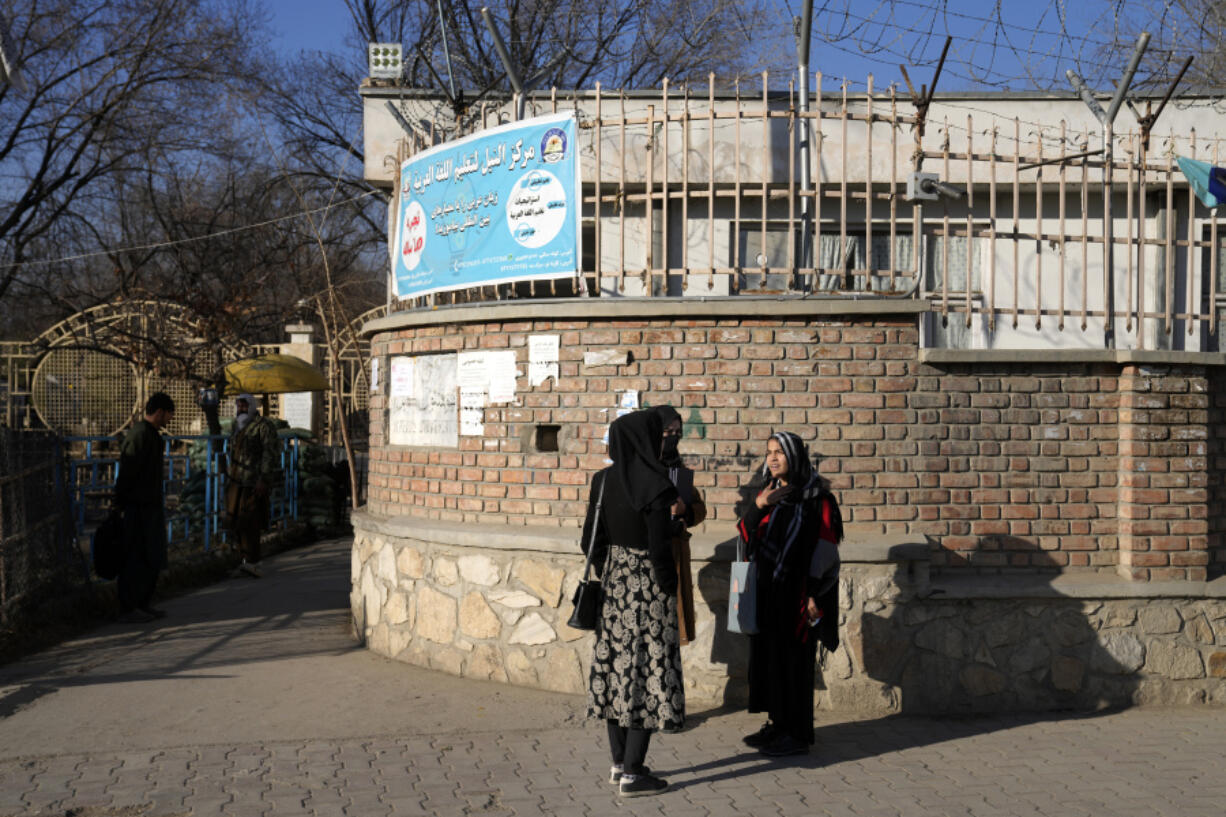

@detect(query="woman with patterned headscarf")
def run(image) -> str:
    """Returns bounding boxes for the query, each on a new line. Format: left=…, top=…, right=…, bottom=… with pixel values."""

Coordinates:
left=581, top=409, right=684, bottom=797
left=734, top=431, right=843, bottom=757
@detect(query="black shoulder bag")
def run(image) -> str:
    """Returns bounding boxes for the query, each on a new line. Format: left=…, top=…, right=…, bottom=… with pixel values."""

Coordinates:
left=567, top=476, right=609, bottom=630
left=92, top=505, right=126, bottom=581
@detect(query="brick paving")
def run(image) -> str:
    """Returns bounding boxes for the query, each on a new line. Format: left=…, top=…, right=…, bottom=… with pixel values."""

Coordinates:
left=1, top=538, right=1224, bottom=817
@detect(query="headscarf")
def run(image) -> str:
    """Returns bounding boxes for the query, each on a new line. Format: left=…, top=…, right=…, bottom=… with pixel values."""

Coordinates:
left=737, top=430, right=843, bottom=583
left=653, top=405, right=683, bottom=467
left=734, top=430, right=811, bottom=517
left=607, top=409, right=676, bottom=512
left=234, top=393, right=257, bottom=432
left=767, top=430, right=814, bottom=491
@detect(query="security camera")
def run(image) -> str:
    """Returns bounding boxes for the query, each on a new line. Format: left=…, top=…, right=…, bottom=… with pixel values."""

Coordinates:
left=906, top=172, right=966, bottom=202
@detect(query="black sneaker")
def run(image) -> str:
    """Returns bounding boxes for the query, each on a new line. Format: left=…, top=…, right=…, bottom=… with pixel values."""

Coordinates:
left=742, top=721, right=778, bottom=748
left=759, top=734, right=809, bottom=757
left=139, top=606, right=167, bottom=619
left=619, top=773, right=669, bottom=797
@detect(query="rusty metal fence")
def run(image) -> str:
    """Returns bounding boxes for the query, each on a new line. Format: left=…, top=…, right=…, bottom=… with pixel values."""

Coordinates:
left=384, top=76, right=1226, bottom=351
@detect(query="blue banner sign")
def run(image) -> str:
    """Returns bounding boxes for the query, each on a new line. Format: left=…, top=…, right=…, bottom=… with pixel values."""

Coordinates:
left=392, top=112, right=581, bottom=299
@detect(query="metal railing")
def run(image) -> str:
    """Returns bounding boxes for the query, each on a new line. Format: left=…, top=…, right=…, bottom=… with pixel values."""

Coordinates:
left=0, top=429, right=302, bottom=626
left=383, top=78, right=1226, bottom=350
left=65, top=434, right=301, bottom=553
left=0, top=429, right=81, bottom=626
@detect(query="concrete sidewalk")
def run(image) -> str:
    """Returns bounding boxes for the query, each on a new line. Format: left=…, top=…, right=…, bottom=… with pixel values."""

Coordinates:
left=1, top=537, right=1223, bottom=816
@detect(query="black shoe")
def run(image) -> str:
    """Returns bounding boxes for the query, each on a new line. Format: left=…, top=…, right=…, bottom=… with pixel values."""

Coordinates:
left=742, top=721, right=778, bottom=748
left=759, top=734, right=809, bottom=757
left=117, top=609, right=155, bottom=624
left=139, top=607, right=167, bottom=619
left=619, top=773, right=668, bottom=797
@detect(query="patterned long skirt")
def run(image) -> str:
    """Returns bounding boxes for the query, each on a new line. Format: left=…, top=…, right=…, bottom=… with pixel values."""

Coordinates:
left=587, top=546, right=686, bottom=731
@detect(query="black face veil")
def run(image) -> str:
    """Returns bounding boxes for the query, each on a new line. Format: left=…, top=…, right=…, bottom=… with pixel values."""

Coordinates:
left=653, top=405, right=683, bottom=466
left=607, top=409, right=675, bottom=511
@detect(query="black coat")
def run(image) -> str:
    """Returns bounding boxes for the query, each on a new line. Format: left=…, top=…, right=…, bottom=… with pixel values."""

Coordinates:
left=581, top=467, right=678, bottom=595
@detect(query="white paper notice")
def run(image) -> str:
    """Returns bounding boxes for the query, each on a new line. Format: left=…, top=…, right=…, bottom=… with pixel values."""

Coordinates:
left=388, top=354, right=458, bottom=447
left=282, top=391, right=312, bottom=430
left=370, top=358, right=380, bottom=391
left=528, top=334, right=560, bottom=387
left=487, top=350, right=518, bottom=403
left=460, top=389, right=486, bottom=435
left=457, top=352, right=489, bottom=392
left=455, top=350, right=517, bottom=404
left=619, top=390, right=639, bottom=409
left=390, top=356, right=414, bottom=398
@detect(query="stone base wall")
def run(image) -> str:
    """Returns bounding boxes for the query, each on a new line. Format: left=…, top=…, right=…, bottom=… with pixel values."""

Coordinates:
left=351, top=518, right=591, bottom=696
left=352, top=512, right=1226, bottom=714
left=854, top=593, right=1226, bottom=712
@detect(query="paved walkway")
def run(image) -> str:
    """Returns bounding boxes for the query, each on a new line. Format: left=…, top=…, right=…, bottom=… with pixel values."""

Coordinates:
left=1, top=538, right=1224, bottom=817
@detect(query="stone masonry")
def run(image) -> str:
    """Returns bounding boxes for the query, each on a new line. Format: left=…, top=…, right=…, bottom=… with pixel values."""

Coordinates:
left=351, top=512, right=1226, bottom=713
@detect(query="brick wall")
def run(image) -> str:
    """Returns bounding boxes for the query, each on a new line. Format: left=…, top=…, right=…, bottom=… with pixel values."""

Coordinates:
left=906, top=362, right=1123, bottom=573
left=366, top=313, right=1216, bottom=580
left=1116, top=365, right=1210, bottom=581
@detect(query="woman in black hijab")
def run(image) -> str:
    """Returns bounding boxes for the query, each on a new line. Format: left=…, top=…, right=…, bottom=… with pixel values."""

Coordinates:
left=734, top=431, right=843, bottom=757
left=582, top=409, right=684, bottom=797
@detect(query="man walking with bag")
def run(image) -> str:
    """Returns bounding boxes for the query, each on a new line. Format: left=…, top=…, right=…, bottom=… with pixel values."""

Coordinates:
left=114, top=392, right=175, bottom=623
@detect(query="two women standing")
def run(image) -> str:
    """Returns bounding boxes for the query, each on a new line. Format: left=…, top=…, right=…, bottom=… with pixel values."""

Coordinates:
left=582, top=414, right=841, bottom=794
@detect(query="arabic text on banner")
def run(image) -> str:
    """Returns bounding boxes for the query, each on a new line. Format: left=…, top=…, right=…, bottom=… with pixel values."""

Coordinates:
left=392, top=112, right=581, bottom=299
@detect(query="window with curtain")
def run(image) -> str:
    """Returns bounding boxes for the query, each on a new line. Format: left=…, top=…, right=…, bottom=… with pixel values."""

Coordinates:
left=925, top=234, right=985, bottom=294
left=735, top=225, right=917, bottom=293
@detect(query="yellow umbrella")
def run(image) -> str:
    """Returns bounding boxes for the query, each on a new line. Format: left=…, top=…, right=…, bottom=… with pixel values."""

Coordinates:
left=223, top=354, right=330, bottom=394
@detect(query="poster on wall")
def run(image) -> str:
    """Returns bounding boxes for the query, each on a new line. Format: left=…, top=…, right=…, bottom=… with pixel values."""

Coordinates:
left=391, top=112, right=581, bottom=299
left=455, top=350, right=519, bottom=435
left=388, top=354, right=458, bottom=447
left=282, top=391, right=313, bottom=431
left=528, top=334, right=559, bottom=386
left=389, top=356, right=414, bottom=398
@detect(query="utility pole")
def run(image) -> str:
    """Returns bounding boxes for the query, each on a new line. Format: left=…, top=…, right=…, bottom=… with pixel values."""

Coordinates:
left=436, top=0, right=459, bottom=102
left=0, top=12, right=27, bottom=92
left=795, top=0, right=814, bottom=275
left=482, top=7, right=525, bottom=120
left=1066, top=32, right=1149, bottom=349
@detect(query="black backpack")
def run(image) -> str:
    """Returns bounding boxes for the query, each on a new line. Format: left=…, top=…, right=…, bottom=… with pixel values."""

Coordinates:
left=91, top=509, right=126, bottom=580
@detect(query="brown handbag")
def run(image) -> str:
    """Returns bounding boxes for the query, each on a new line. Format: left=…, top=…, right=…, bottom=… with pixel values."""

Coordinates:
left=673, top=535, right=696, bottom=644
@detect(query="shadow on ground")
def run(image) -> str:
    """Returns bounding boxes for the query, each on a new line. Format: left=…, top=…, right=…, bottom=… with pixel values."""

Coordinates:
left=657, top=707, right=1125, bottom=791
